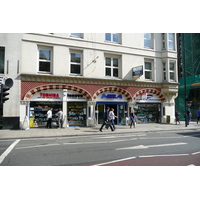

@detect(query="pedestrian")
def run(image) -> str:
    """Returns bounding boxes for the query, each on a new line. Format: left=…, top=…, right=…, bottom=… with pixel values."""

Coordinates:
left=99, top=107, right=114, bottom=132
left=197, top=108, right=200, bottom=124
left=109, top=108, right=118, bottom=130
left=175, top=109, right=180, bottom=125
left=56, top=108, right=63, bottom=128
left=130, top=110, right=137, bottom=128
left=46, top=108, right=53, bottom=128
left=187, top=108, right=192, bottom=125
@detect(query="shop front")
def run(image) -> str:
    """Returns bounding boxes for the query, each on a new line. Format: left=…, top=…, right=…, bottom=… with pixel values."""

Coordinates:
left=95, top=92, right=128, bottom=125
left=28, top=90, right=87, bottom=128
left=134, top=92, right=161, bottom=123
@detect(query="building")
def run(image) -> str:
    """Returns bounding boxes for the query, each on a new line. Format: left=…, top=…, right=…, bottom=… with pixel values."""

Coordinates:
left=176, top=33, right=200, bottom=120
left=0, top=33, right=178, bottom=129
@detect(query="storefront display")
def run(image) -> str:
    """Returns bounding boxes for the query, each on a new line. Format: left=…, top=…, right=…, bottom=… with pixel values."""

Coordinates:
left=68, top=102, right=87, bottom=126
left=30, top=102, right=62, bottom=127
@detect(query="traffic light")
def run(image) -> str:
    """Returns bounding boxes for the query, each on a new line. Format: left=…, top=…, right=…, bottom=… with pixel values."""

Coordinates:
left=0, top=85, right=10, bottom=103
left=0, top=78, right=13, bottom=103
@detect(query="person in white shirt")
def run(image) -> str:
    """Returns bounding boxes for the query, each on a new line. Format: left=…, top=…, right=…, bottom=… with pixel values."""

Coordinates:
left=109, top=108, right=117, bottom=130
left=56, top=108, right=63, bottom=128
left=46, top=108, right=53, bottom=128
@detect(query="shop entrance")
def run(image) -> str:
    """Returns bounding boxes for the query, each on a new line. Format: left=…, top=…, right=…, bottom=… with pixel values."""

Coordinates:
left=134, top=103, right=161, bottom=123
left=95, top=103, right=127, bottom=125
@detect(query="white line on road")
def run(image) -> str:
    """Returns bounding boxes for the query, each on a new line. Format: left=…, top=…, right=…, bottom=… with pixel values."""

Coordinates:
left=191, top=151, right=200, bottom=155
left=139, top=153, right=189, bottom=158
left=15, top=143, right=60, bottom=150
left=0, top=139, right=21, bottom=164
left=116, top=142, right=187, bottom=150
left=91, top=156, right=137, bottom=166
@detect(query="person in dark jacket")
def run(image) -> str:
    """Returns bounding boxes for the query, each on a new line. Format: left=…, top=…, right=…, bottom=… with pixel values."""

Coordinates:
left=99, top=107, right=114, bottom=132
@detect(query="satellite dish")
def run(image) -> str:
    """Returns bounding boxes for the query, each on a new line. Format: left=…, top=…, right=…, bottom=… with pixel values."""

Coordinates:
left=5, top=78, right=13, bottom=88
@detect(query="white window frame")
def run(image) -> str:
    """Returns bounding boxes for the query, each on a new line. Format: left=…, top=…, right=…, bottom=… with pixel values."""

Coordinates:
left=169, top=61, right=176, bottom=81
left=70, top=51, right=82, bottom=75
left=144, top=33, right=153, bottom=48
left=144, top=60, right=154, bottom=81
left=168, top=33, right=175, bottom=50
left=38, top=47, right=52, bottom=74
left=105, top=56, right=119, bottom=78
left=105, top=33, right=120, bottom=43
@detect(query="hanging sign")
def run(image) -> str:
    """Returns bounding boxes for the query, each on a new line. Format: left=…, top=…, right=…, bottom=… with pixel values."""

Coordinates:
left=133, top=65, right=143, bottom=76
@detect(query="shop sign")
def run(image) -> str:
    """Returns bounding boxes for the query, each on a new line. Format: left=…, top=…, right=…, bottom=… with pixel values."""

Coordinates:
left=30, top=90, right=63, bottom=101
left=136, top=93, right=161, bottom=102
left=101, top=94, right=123, bottom=99
left=40, top=93, right=60, bottom=98
left=132, top=65, right=143, bottom=76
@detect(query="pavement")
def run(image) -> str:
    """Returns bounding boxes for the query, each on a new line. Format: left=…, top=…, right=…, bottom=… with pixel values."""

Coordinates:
left=0, top=121, right=199, bottom=140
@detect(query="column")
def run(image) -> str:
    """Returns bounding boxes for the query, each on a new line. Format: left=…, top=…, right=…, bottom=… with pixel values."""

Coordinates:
left=62, top=89, right=68, bottom=128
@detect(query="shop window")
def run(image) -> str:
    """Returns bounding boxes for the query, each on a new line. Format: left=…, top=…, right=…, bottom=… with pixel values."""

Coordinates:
left=0, top=47, right=5, bottom=74
left=105, top=56, right=119, bottom=78
left=144, top=60, right=153, bottom=80
left=38, top=48, right=52, bottom=73
left=144, top=33, right=153, bottom=48
left=105, top=33, right=120, bottom=43
left=70, top=51, right=82, bottom=75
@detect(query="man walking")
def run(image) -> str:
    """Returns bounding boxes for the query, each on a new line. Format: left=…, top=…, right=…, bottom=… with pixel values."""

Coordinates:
left=46, top=108, right=53, bottom=128
left=99, top=107, right=114, bottom=132
left=109, top=108, right=117, bottom=130
left=56, top=108, right=63, bottom=128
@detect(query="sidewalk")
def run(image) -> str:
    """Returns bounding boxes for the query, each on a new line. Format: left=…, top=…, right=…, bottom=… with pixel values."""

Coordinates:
left=0, top=121, right=199, bottom=140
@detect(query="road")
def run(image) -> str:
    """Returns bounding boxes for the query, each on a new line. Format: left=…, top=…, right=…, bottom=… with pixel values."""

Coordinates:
left=0, top=129, right=200, bottom=166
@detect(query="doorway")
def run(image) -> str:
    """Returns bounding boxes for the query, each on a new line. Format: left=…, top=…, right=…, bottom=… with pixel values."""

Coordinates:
left=95, top=103, right=127, bottom=125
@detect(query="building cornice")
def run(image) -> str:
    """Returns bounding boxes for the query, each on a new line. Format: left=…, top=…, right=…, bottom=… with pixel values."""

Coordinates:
left=20, top=74, right=179, bottom=89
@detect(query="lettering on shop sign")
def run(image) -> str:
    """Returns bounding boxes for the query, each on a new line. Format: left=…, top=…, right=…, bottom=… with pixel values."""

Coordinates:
left=101, top=94, right=123, bottom=99
left=39, top=93, right=60, bottom=98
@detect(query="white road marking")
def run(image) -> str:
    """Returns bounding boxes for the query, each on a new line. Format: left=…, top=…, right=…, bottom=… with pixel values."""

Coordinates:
left=0, top=139, right=20, bottom=164
left=63, top=138, right=137, bottom=145
left=191, top=151, right=200, bottom=155
left=91, top=156, right=137, bottom=166
left=139, top=136, right=183, bottom=140
left=15, top=143, right=60, bottom=150
left=188, top=164, right=196, bottom=166
left=116, top=142, right=187, bottom=150
left=139, top=153, right=189, bottom=158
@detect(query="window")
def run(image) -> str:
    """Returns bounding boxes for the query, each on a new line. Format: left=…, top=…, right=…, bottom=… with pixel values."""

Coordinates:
left=144, top=33, right=152, bottom=48
left=169, top=62, right=175, bottom=81
left=70, top=33, right=82, bottom=38
left=144, top=60, right=153, bottom=80
left=163, top=61, right=166, bottom=81
left=168, top=33, right=175, bottom=50
left=39, top=48, right=52, bottom=73
left=105, top=56, right=119, bottom=77
left=162, top=33, right=166, bottom=49
left=0, top=47, right=5, bottom=74
left=70, top=51, right=82, bottom=75
left=105, top=33, right=119, bottom=43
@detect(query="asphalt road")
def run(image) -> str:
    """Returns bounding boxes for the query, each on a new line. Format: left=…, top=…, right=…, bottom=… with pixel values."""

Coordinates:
left=0, top=129, right=200, bottom=166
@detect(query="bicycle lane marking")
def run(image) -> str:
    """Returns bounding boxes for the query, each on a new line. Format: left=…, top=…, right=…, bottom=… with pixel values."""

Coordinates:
left=0, top=139, right=21, bottom=164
